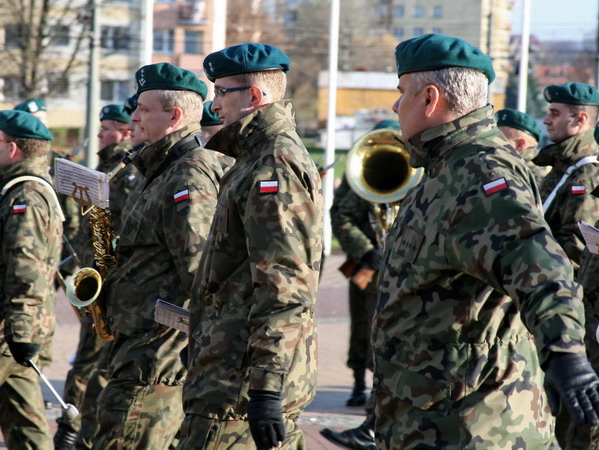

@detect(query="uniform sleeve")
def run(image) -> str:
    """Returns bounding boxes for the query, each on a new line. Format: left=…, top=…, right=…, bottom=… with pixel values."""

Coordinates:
left=550, top=166, right=599, bottom=271
left=2, top=191, right=57, bottom=343
left=444, top=167, right=586, bottom=366
left=162, top=164, right=220, bottom=293
left=244, top=159, right=322, bottom=392
left=330, top=188, right=377, bottom=261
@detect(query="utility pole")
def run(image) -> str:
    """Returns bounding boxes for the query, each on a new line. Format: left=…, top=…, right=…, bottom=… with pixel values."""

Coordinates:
left=84, top=0, right=100, bottom=169
left=517, top=0, right=531, bottom=113
left=212, top=0, right=227, bottom=51
left=142, top=0, right=153, bottom=65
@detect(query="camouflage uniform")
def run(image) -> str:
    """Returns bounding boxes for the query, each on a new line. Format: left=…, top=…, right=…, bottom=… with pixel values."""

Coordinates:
left=532, top=129, right=599, bottom=273
left=94, top=123, right=222, bottom=449
left=180, top=100, right=323, bottom=449
left=373, top=106, right=586, bottom=449
left=56, top=140, right=140, bottom=442
left=520, top=144, right=549, bottom=188
left=0, top=156, right=63, bottom=449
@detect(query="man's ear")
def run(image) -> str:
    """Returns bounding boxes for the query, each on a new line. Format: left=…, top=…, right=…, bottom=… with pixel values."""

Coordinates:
left=169, top=106, right=184, bottom=127
left=248, top=86, right=265, bottom=108
left=423, top=85, right=442, bottom=118
left=514, top=137, right=527, bottom=151
left=577, top=110, right=589, bottom=127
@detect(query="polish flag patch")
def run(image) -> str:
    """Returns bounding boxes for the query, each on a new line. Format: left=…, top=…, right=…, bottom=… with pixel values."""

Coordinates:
left=12, top=204, right=27, bottom=213
left=571, top=186, right=586, bottom=195
left=173, top=189, right=190, bottom=203
left=258, top=180, right=279, bottom=194
left=483, top=178, right=508, bottom=195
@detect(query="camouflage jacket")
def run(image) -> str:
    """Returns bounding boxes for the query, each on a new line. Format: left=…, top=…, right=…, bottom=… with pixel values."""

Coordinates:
left=533, top=129, right=599, bottom=271
left=0, top=156, right=63, bottom=344
left=184, top=100, right=324, bottom=419
left=577, top=185, right=599, bottom=326
left=520, top=144, right=549, bottom=188
left=374, top=106, right=585, bottom=428
left=104, top=123, right=222, bottom=336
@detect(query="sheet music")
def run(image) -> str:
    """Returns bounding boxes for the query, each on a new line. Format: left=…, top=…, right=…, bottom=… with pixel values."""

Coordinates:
left=578, top=221, right=599, bottom=255
left=154, top=299, right=190, bottom=334
left=54, top=158, right=110, bottom=209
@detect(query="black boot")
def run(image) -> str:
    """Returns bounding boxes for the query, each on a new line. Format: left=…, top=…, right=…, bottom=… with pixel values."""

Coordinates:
left=320, top=414, right=376, bottom=450
left=346, top=367, right=367, bottom=406
left=54, top=425, right=78, bottom=450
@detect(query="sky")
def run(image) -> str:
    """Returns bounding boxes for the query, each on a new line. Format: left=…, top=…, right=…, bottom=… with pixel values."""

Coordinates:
left=510, top=0, right=598, bottom=41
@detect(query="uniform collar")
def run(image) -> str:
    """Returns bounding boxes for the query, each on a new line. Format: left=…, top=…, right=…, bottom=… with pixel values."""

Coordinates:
left=533, top=128, right=598, bottom=169
left=133, top=123, right=200, bottom=178
left=0, top=155, right=51, bottom=184
left=404, top=105, right=496, bottom=171
left=205, top=100, right=296, bottom=160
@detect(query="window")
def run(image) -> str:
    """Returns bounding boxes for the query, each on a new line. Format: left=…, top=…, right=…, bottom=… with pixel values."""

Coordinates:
left=48, top=73, right=69, bottom=97
left=393, top=27, right=404, bottom=39
left=414, top=6, right=424, bottom=17
left=433, top=6, right=443, bottom=18
left=53, top=25, right=70, bottom=46
left=4, top=24, right=27, bottom=49
left=101, top=80, right=131, bottom=102
left=184, top=30, right=203, bottom=54
left=432, top=27, right=442, bottom=34
left=375, top=4, right=390, bottom=18
left=413, top=27, right=424, bottom=37
left=394, top=6, right=404, bottom=17
left=101, top=26, right=129, bottom=50
left=2, top=76, right=21, bottom=99
left=153, top=29, right=174, bottom=54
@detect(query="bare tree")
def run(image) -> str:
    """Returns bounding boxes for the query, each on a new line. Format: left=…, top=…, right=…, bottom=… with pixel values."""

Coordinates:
left=0, top=0, right=89, bottom=99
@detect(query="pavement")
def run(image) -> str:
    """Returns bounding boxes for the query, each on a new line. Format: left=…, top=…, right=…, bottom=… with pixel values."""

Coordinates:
left=1, top=252, right=369, bottom=449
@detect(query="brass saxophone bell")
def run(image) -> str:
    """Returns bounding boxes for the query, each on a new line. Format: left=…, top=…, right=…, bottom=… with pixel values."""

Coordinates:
left=66, top=267, right=103, bottom=308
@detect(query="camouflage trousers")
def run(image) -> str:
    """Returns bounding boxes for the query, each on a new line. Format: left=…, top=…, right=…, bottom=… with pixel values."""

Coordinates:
left=0, top=350, right=52, bottom=449
left=93, top=378, right=184, bottom=450
left=75, top=364, right=109, bottom=449
left=176, top=414, right=305, bottom=449
left=347, top=281, right=377, bottom=370
left=57, top=316, right=105, bottom=435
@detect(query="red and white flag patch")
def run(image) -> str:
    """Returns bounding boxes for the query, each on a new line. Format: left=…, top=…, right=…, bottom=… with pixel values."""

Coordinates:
left=173, top=189, right=190, bottom=203
left=258, top=180, right=279, bottom=194
left=483, top=178, right=508, bottom=195
left=571, top=186, right=586, bottom=195
left=12, top=204, right=27, bottom=213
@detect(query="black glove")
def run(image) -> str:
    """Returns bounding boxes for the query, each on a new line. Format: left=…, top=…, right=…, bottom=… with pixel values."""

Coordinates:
left=360, top=249, right=383, bottom=271
left=179, top=345, right=189, bottom=369
left=6, top=340, right=40, bottom=367
left=247, top=390, right=286, bottom=449
left=544, top=353, right=599, bottom=426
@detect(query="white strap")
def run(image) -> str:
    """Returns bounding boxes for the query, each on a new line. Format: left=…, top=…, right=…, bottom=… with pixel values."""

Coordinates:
left=1, top=176, right=66, bottom=222
left=542, top=156, right=599, bottom=213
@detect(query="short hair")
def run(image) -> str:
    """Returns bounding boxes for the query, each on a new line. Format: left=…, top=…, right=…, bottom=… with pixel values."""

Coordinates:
left=230, top=70, right=287, bottom=102
left=499, top=125, right=538, bottom=146
left=158, top=89, right=204, bottom=123
left=410, top=67, right=488, bottom=117
left=9, top=135, right=51, bottom=158
left=567, top=104, right=599, bottom=125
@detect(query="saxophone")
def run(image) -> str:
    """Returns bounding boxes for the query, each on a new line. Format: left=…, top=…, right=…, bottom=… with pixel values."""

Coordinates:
left=66, top=144, right=144, bottom=342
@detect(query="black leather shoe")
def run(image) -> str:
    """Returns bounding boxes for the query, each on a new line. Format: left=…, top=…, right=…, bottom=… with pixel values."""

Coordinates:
left=320, top=422, right=376, bottom=450
left=346, top=387, right=367, bottom=406
left=54, top=426, right=77, bottom=450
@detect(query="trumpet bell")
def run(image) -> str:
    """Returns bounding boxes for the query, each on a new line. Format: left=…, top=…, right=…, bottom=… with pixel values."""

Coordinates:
left=66, top=267, right=102, bottom=308
left=345, top=128, right=423, bottom=204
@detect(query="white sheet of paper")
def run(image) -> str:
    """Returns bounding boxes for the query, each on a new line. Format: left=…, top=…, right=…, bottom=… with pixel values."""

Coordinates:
left=54, top=158, right=109, bottom=209
left=154, top=299, right=190, bottom=334
left=578, top=221, right=599, bottom=255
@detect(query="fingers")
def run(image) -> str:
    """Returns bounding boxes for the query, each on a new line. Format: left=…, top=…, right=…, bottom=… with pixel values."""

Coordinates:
left=545, top=385, right=561, bottom=416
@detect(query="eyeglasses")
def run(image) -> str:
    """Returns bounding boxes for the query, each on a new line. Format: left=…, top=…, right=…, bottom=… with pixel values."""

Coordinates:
left=214, top=86, right=252, bottom=97
left=0, top=139, right=12, bottom=144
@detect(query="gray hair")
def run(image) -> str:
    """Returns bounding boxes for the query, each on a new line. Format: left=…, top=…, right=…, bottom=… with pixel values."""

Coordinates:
left=158, top=90, right=204, bottom=123
left=410, top=67, right=488, bottom=117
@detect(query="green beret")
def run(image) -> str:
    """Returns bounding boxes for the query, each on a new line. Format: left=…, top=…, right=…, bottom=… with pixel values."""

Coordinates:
left=200, top=101, right=222, bottom=127
left=495, top=108, right=542, bottom=141
left=543, top=82, right=599, bottom=106
left=124, top=93, right=139, bottom=115
left=14, top=98, right=47, bottom=113
left=595, top=122, right=599, bottom=145
left=395, top=33, right=495, bottom=83
left=99, top=104, right=131, bottom=123
left=0, top=110, right=53, bottom=140
left=372, top=120, right=400, bottom=131
left=135, top=63, right=207, bottom=100
left=203, top=43, right=290, bottom=82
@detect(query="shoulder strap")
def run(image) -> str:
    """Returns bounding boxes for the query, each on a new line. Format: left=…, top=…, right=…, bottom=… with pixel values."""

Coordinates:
left=1, top=175, right=66, bottom=222
left=542, top=156, right=599, bottom=213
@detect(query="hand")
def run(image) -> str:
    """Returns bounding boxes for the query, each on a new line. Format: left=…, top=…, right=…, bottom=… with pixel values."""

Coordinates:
left=351, top=267, right=376, bottom=290
left=360, top=249, right=383, bottom=271
left=6, top=340, right=40, bottom=367
left=544, top=353, right=599, bottom=426
left=179, top=345, right=189, bottom=369
left=247, top=390, right=286, bottom=449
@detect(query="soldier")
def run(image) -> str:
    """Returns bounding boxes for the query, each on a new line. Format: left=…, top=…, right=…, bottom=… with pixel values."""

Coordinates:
left=373, top=33, right=599, bottom=449
left=495, top=107, right=548, bottom=186
left=53, top=104, right=136, bottom=449
left=0, top=110, right=62, bottom=448
left=200, top=100, right=223, bottom=144
left=14, top=98, right=49, bottom=126
left=179, top=43, right=323, bottom=449
left=92, top=62, right=223, bottom=449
